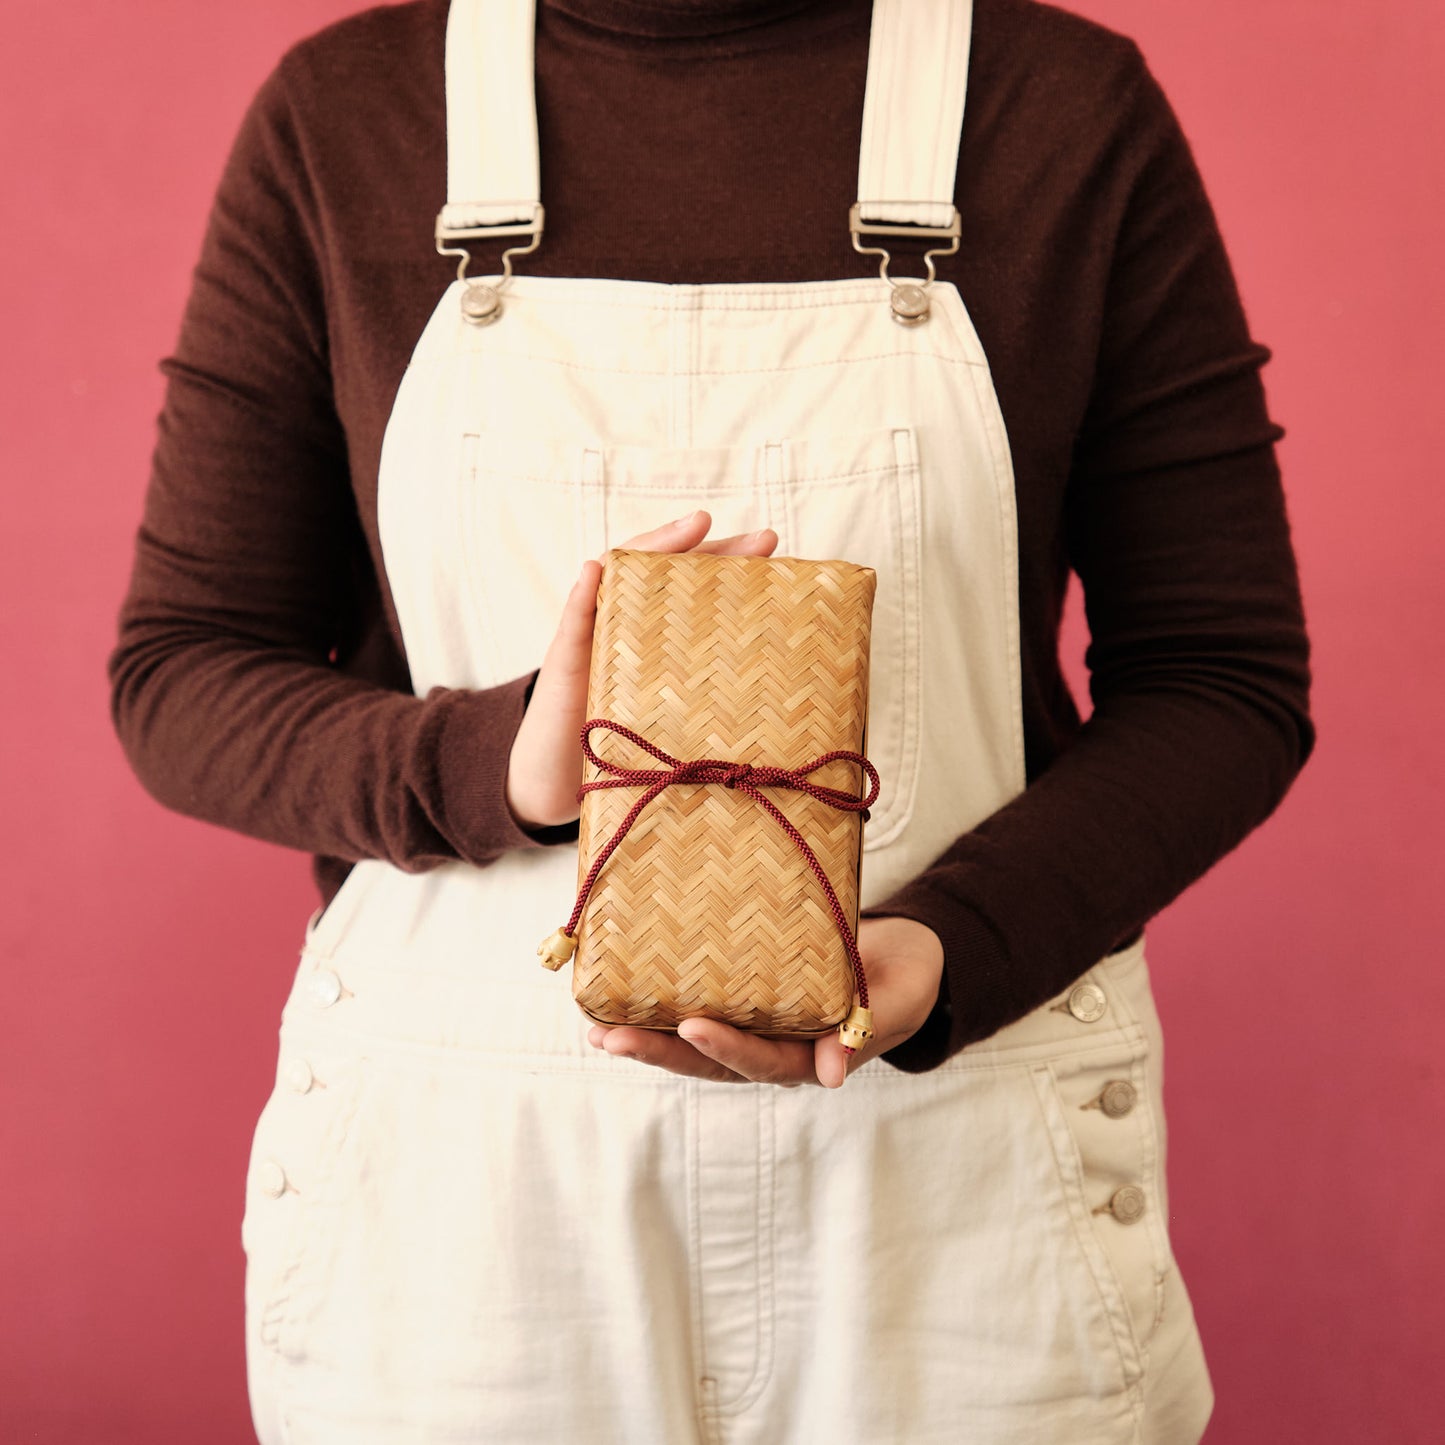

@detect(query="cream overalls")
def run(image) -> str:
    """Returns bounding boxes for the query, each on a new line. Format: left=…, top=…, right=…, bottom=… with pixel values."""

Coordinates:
left=240, top=1, right=1216, bottom=1440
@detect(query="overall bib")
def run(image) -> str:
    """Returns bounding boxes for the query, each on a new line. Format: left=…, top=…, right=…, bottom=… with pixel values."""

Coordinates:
left=240, top=2, right=1215, bottom=1440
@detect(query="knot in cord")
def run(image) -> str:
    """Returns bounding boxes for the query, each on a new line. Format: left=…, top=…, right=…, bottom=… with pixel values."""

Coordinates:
left=721, top=761, right=754, bottom=788
left=557, top=719, right=881, bottom=1031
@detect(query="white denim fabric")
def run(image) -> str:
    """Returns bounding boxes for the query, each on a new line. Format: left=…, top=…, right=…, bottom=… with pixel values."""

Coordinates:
left=240, top=2, right=1215, bottom=1440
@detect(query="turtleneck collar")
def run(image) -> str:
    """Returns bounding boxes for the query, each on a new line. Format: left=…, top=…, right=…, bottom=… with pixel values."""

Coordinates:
left=543, top=0, right=838, bottom=43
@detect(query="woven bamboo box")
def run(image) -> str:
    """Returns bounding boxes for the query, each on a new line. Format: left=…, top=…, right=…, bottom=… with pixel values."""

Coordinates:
left=564, top=546, right=877, bottom=1039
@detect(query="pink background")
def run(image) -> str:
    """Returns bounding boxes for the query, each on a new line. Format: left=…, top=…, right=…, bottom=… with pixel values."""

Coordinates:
left=4, top=1, right=1441, bottom=1440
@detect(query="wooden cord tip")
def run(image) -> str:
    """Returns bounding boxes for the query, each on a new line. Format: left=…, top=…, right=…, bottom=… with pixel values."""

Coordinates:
left=537, top=928, right=578, bottom=971
left=838, top=1004, right=874, bottom=1051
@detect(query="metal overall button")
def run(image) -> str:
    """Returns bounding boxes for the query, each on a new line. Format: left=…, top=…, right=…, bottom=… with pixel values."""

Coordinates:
left=1094, top=1184, right=1147, bottom=1225
left=434, top=201, right=545, bottom=327
left=848, top=202, right=961, bottom=325
left=1082, top=1079, right=1138, bottom=1118
left=460, top=282, right=502, bottom=325
left=1054, top=981, right=1108, bottom=1023
left=889, top=283, right=931, bottom=326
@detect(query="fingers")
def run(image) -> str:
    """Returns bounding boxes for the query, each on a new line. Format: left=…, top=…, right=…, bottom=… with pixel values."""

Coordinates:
left=533, top=559, right=601, bottom=697
left=812, top=1032, right=852, bottom=1089
left=608, top=511, right=779, bottom=560
left=506, top=561, right=601, bottom=827
left=692, top=527, right=778, bottom=557
left=588, top=1020, right=819, bottom=1087
left=677, top=1018, right=818, bottom=1085
left=533, top=519, right=776, bottom=713
left=515, top=515, right=778, bottom=829
left=612, top=510, right=714, bottom=555
left=588, top=1024, right=748, bottom=1084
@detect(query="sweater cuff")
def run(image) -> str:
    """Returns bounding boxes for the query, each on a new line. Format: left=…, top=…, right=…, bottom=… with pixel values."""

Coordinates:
left=433, top=669, right=581, bottom=863
left=858, top=885, right=1014, bottom=1073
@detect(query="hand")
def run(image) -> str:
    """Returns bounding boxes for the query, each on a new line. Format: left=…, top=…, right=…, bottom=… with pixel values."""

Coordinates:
left=505, top=511, right=779, bottom=829
left=586, top=915, right=946, bottom=1088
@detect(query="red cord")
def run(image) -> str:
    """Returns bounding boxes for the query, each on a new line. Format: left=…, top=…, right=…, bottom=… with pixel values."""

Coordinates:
left=560, top=718, right=880, bottom=1012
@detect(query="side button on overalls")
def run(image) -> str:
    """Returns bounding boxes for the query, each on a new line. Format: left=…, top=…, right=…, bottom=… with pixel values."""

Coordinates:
left=239, top=2, right=1215, bottom=1441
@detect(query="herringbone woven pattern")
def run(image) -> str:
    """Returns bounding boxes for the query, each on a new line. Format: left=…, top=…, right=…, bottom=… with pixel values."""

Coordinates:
left=573, top=548, right=877, bottom=1037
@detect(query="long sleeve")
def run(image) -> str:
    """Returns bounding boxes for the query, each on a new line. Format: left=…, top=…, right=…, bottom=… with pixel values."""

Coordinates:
left=866, top=50, right=1315, bottom=1070
left=106, top=59, right=574, bottom=872
left=109, top=0, right=1314, bottom=1030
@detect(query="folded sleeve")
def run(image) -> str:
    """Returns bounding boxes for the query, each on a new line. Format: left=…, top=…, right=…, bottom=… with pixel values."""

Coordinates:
left=106, top=57, right=570, bottom=872
left=865, top=50, right=1315, bottom=1071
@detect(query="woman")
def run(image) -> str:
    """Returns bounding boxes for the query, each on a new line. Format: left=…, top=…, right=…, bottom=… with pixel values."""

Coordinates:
left=108, top=0, right=1313, bottom=1440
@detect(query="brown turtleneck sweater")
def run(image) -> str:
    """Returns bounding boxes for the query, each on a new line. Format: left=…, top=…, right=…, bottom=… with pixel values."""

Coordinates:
left=106, top=0, right=1314, bottom=1071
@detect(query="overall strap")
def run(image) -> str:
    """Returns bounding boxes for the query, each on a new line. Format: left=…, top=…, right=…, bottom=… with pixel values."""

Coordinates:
left=435, top=0, right=972, bottom=323
left=437, top=0, right=540, bottom=236
left=855, top=0, right=975, bottom=229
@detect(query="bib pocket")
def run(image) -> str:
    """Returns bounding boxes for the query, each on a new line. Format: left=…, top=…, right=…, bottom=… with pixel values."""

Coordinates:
left=456, top=422, right=924, bottom=848
left=760, top=425, right=922, bottom=847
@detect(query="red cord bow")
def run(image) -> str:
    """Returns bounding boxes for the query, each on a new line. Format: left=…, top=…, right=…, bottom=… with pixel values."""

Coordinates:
left=559, top=718, right=881, bottom=1011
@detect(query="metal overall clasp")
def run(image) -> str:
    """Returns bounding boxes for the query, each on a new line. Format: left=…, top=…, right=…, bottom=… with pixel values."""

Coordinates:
left=848, top=203, right=961, bottom=326
left=434, top=202, right=545, bottom=326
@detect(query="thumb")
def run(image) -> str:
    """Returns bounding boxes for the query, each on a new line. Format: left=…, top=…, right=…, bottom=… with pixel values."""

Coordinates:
left=531, top=560, right=601, bottom=707
left=814, top=1030, right=852, bottom=1089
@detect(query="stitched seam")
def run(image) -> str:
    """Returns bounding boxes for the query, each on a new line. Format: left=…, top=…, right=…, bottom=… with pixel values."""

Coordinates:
left=456, top=433, right=505, bottom=685
left=686, top=1081, right=716, bottom=1444
left=461, top=279, right=893, bottom=309
left=486, top=461, right=907, bottom=490
left=715, top=1088, right=777, bottom=1414
left=418, top=346, right=979, bottom=378
left=967, top=357, right=1028, bottom=796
